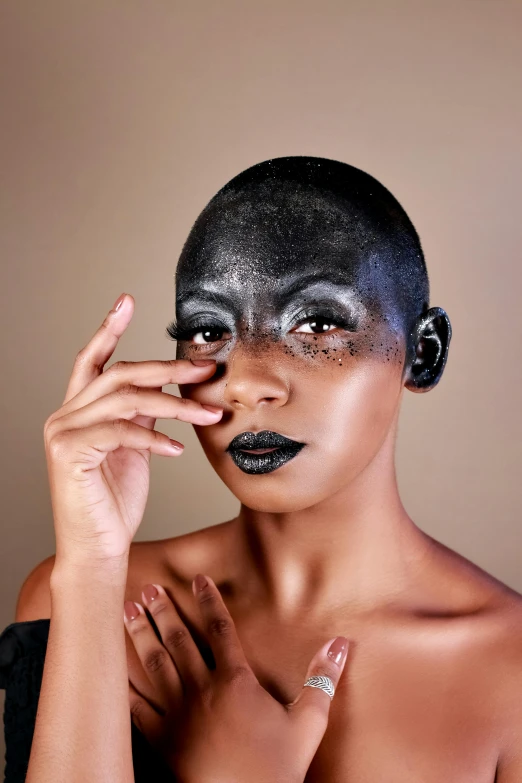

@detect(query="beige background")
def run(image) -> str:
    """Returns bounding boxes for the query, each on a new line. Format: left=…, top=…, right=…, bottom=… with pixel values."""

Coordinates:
left=1, top=0, right=521, bottom=771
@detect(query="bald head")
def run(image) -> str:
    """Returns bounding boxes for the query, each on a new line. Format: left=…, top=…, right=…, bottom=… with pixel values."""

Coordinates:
left=175, top=156, right=430, bottom=352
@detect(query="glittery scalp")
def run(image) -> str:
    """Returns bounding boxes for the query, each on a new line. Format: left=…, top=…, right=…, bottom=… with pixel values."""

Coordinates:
left=175, top=156, right=430, bottom=351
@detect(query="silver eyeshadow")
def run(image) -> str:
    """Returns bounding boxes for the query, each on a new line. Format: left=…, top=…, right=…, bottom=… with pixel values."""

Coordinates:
left=175, top=276, right=370, bottom=335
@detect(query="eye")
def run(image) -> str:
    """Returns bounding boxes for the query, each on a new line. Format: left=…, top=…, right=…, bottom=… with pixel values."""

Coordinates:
left=291, top=309, right=356, bottom=336
left=192, top=326, right=230, bottom=344
left=293, top=317, right=338, bottom=335
left=166, top=319, right=231, bottom=346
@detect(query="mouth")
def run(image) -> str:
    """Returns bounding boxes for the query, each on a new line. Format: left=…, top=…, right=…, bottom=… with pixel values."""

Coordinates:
left=226, top=430, right=306, bottom=475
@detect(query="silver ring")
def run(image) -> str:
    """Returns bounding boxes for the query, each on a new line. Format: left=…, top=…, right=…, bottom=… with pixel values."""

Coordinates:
left=303, top=675, right=335, bottom=700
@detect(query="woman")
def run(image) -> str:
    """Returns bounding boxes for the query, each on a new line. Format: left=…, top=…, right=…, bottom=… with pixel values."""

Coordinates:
left=2, top=156, right=522, bottom=781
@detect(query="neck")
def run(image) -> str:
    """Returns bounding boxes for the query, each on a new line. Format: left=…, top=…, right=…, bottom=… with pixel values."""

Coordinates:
left=231, top=423, right=432, bottom=621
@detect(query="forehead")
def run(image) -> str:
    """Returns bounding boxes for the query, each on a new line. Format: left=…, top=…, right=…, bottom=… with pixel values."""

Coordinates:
left=176, top=182, right=391, bottom=307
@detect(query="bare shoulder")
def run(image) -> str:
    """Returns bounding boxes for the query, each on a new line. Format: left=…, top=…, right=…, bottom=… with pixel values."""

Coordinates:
left=125, top=518, right=235, bottom=600
left=15, top=552, right=56, bottom=622
left=483, top=583, right=522, bottom=696
left=423, top=533, right=522, bottom=618
left=14, top=519, right=234, bottom=623
left=430, top=538, right=522, bottom=765
left=482, top=592, right=522, bottom=775
left=415, top=534, right=522, bottom=679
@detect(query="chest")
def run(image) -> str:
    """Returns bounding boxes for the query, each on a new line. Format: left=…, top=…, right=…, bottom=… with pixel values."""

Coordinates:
left=241, top=624, right=499, bottom=783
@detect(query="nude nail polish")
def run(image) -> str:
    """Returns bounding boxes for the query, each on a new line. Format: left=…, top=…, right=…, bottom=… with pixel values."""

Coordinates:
left=327, top=636, right=349, bottom=664
left=142, top=584, right=158, bottom=602
left=124, top=601, right=140, bottom=621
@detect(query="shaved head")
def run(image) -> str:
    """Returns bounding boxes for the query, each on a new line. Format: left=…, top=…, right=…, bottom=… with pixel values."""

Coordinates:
left=170, top=156, right=450, bottom=502
left=175, top=156, right=430, bottom=362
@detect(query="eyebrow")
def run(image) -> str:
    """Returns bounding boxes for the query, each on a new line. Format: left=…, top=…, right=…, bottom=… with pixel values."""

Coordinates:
left=274, top=271, right=360, bottom=306
left=176, top=270, right=361, bottom=311
left=177, top=289, right=233, bottom=309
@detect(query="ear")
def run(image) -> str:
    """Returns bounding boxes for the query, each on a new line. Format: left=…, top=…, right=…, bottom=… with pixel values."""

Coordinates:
left=403, top=306, right=452, bottom=392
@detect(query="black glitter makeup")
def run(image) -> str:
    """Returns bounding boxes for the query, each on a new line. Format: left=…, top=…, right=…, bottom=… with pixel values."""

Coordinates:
left=170, top=156, right=431, bottom=372
left=225, top=430, right=306, bottom=475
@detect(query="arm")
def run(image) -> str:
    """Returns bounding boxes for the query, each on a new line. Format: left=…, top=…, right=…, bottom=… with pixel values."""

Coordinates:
left=18, top=293, right=221, bottom=782
left=21, top=554, right=134, bottom=783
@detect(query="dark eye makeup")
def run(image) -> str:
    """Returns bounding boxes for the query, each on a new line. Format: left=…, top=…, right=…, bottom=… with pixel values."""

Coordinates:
left=166, top=317, right=229, bottom=343
left=166, top=306, right=358, bottom=346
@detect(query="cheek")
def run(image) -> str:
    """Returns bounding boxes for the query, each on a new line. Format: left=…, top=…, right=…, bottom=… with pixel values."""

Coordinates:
left=304, top=358, right=402, bottom=474
left=180, top=355, right=402, bottom=514
left=177, top=380, right=221, bottom=412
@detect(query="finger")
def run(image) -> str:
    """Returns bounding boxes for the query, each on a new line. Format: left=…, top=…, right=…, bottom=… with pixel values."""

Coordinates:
left=124, top=600, right=183, bottom=708
left=127, top=641, right=166, bottom=713
left=47, top=386, right=223, bottom=441
left=192, top=574, right=250, bottom=675
left=128, top=679, right=164, bottom=749
left=47, top=418, right=185, bottom=470
left=287, top=636, right=350, bottom=743
left=63, top=293, right=134, bottom=405
left=58, top=358, right=220, bottom=421
left=130, top=385, right=161, bottom=433
left=140, top=583, right=209, bottom=693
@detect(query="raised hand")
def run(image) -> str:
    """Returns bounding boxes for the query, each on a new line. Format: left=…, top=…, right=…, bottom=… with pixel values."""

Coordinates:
left=124, top=574, right=349, bottom=783
left=43, top=293, right=223, bottom=564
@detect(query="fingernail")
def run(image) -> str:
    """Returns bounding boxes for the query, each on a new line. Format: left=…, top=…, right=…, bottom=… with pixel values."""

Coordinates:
left=191, top=359, right=216, bottom=366
left=166, top=439, right=184, bottom=452
left=193, top=574, right=208, bottom=594
left=201, top=404, right=222, bottom=414
left=124, top=601, right=140, bottom=621
left=142, top=584, right=158, bottom=602
left=112, top=293, right=126, bottom=312
left=327, top=636, right=349, bottom=665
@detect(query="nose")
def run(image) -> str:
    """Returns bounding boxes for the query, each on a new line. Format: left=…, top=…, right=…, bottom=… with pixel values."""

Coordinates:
left=223, top=345, right=289, bottom=411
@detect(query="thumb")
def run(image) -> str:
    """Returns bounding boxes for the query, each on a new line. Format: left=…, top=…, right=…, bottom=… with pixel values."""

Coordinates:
left=286, top=636, right=350, bottom=748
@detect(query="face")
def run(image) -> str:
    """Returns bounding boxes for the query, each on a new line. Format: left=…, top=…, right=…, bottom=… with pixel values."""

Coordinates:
left=171, top=182, right=408, bottom=513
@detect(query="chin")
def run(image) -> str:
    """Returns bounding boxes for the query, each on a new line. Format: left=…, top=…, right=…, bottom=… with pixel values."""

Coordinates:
left=201, top=442, right=351, bottom=512
left=219, top=464, right=333, bottom=513
left=233, top=487, right=320, bottom=514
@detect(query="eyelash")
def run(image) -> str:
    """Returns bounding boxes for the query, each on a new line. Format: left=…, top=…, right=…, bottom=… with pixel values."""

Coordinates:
left=166, top=308, right=356, bottom=347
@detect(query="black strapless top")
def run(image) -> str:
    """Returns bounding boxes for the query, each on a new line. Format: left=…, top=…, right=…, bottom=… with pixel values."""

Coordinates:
left=0, top=619, right=176, bottom=782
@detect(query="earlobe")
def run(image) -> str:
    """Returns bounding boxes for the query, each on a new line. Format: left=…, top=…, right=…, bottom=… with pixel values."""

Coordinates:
left=403, top=307, right=452, bottom=392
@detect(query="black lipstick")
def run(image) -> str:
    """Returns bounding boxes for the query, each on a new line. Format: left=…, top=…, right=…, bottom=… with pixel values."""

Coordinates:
left=226, top=430, right=306, bottom=475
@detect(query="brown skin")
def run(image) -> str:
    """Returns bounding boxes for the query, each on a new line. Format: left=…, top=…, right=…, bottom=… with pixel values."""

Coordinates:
left=17, top=292, right=522, bottom=781
left=179, top=316, right=405, bottom=518
left=119, top=528, right=522, bottom=782
left=17, top=293, right=348, bottom=783
left=142, top=262, right=522, bottom=782
left=123, top=574, right=348, bottom=783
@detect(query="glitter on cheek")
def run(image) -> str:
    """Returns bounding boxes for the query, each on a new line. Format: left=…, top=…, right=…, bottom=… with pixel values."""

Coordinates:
left=173, top=308, right=405, bottom=373
left=279, top=330, right=359, bottom=369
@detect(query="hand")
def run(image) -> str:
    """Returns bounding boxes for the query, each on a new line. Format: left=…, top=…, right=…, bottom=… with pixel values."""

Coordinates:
left=124, top=574, right=349, bottom=783
left=43, top=293, right=223, bottom=564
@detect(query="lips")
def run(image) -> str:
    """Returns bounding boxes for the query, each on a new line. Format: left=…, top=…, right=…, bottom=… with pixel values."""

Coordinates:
left=226, top=430, right=306, bottom=475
